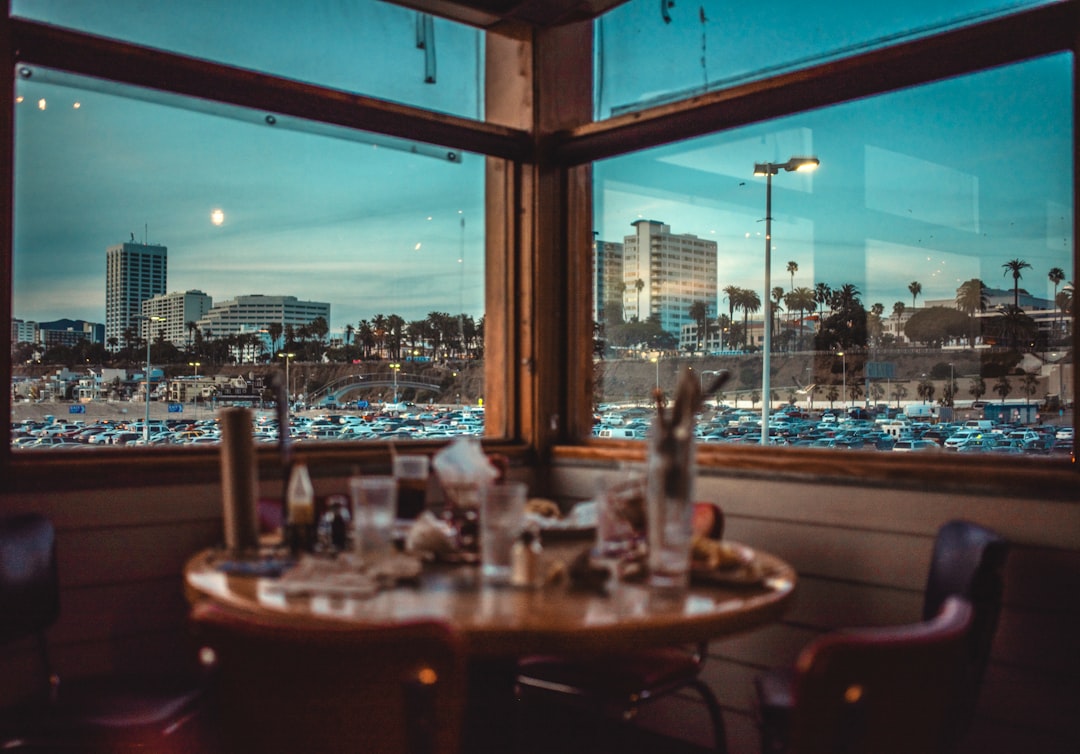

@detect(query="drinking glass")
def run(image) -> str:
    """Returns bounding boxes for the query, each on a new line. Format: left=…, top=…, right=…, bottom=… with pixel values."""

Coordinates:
left=592, top=475, right=646, bottom=580
left=479, top=481, right=527, bottom=584
left=392, top=454, right=430, bottom=519
left=349, top=476, right=397, bottom=562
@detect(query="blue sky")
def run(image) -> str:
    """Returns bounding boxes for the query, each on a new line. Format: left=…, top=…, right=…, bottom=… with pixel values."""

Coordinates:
left=10, top=0, right=1074, bottom=334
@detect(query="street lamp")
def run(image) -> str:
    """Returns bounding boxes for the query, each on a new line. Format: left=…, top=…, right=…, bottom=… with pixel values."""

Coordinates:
left=650, top=355, right=660, bottom=392
left=188, top=361, right=201, bottom=410
left=137, top=315, right=164, bottom=444
left=277, top=352, right=295, bottom=410
left=754, top=156, right=819, bottom=445
left=188, top=361, right=200, bottom=377
left=838, top=351, right=846, bottom=411
left=389, top=362, right=401, bottom=403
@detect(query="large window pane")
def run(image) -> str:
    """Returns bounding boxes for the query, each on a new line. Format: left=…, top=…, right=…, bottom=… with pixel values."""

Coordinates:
left=11, top=70, right=487, bottom=449
left=12, top=0, right=484, bottom=120
left=593, top=54, right=1073, bottom=459
left=596, top=0, right=1053, bottom=118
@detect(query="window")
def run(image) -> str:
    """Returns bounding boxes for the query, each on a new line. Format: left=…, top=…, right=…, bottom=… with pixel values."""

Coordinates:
left=592, top=53, right=1073, bottom=460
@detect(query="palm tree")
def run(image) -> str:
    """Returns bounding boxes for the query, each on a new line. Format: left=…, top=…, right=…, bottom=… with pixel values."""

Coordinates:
left=908, top=280, right=922, bottom=309
left=784, top=287, right=816, bottom=349
left=736, top=287, right=760, bottom=349
left=722, top=284, right=739, bottom=332
left=265, top=322, right=283, bottom=353
left=343, top=323, right=355, bottom=347
left=771, top=286, right=785, bottom=346
left=1048, top=266, right=1065, bottom=334
left=688, top=301, right=709, bottom=352
left=993, top=375, right=1012, bottom=404
left=634, top=278, right=645, bottom=321
left=956, top=278, right=988, bottom=346
left=1001, top=258, right=1031, bottom=309
left=968, top=376, right=986, bottom=403
left=814, top=282, right=832, bottom=317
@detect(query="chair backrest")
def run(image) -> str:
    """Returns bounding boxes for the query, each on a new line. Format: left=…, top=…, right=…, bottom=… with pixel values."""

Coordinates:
left=191, top=601, right=466, bottom=754
left=0, top=513, right=60, bottom=647
left=923, top=519, right=1009, bottom=740
left=787, top=596, right=973, bottom=754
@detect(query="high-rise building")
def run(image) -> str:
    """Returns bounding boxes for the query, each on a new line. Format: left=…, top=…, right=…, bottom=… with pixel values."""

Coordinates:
left=592, top=238, right=625, bottom=325
left=140, top=290, right=213, bottom=347
left=105, top=241, right=167, bottom=350
left=621, top=220, right=718, bottom=336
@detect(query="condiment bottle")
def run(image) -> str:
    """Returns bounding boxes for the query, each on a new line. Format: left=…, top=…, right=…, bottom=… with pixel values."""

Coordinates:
left=510, top=529, right=542, bottom=587
left=286, top=462, right=316, bottom=553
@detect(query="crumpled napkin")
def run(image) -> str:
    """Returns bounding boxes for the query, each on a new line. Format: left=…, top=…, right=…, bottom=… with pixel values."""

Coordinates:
left=404, top=511, right=459, bottom=559
left=432, top=437, right=499, bottom=509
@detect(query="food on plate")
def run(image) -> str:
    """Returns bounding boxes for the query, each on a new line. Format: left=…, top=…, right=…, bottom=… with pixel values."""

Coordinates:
left=691, top=536, right=749, bottom=570
left=526, top=498, right=562, bottom=519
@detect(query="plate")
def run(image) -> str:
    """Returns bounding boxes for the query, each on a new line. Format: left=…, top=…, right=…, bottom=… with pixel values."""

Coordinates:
left=690, top=543, right=769, bottom=587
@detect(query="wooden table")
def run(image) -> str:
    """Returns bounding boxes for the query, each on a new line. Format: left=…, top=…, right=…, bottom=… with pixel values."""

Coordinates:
left=184, top=538, right=797, bottom=659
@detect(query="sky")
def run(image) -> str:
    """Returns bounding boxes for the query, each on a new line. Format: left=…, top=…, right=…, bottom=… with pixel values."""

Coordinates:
left=10, top=0, right=1074, bottom=336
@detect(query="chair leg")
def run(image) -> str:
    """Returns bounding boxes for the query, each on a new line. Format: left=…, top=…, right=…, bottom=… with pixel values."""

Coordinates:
left=689, top=678, right=728, bottom=754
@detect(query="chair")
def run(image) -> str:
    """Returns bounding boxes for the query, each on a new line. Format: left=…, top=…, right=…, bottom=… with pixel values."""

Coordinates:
left=0, top=512, right=208, bottom=752
left=515, top=504, right=729, bottom=753
left=190, top=600, right=466, bottom=754
left=783, top=595, right=973, bottom=754
left=756, top=519, right=1009, bottom=753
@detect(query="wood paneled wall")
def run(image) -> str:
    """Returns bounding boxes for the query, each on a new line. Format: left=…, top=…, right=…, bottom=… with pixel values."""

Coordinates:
left=2, top=466, right=1077, bottom=754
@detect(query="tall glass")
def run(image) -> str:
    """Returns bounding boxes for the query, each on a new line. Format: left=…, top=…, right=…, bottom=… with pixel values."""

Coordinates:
left=646, top=425, right=696, bottom=591
left=393, top=454, right=430, bottom=519
left=349, top=475, right=397, bottom=562
left=479, top=481, right=527, bottom=584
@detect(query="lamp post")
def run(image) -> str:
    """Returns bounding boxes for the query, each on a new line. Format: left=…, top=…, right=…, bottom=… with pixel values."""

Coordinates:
left=650, top=355, right=660, bottom=393
left=839, top=351, right=846, bottom=412
left=389, top=362, right=401, bottom=403
left=753, top=156, right=819, bottom=444
left=137, top=315, right=164, bottom=444
left=188, top=361, right=201, bottom=411
left=277, top=352, right=295, bottom=411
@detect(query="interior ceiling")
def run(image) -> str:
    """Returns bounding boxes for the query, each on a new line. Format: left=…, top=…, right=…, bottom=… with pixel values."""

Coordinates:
left=388, top=0, right=632, bottom=29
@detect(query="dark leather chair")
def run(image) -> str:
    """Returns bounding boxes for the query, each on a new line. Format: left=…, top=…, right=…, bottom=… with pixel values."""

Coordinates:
left=515, top=503, right=729, bottom=753
left=756, top=519, right=1009, bottom=753
left=191, top=600, right=466, bottom=754
left=782, top=596, right=973, bottom=754
left=0, top=512, right=208, bottom=752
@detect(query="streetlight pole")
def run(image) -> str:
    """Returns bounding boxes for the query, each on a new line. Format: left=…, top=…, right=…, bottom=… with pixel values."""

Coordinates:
left=650, top=355, right=659, bottom=393
left=277, top=352, right=295, bottom=412
left=839, top=351, right=846, bottom=412
left=754, top=156, right=819, bottom=444
left=138, top=315, right=164, bottom=444
left=389, top=362, right=401, bottom=403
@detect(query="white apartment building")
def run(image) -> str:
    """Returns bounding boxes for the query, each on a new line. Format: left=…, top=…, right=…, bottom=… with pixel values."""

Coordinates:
left=592, top=239, right=625, bottom=324
left=195, top=294, right=330, bottom=341
left=140, top=290, right=213, bottom=347
left=621, top=219, right=718, bottom=336
left=105, top=241, right=167, bottom=350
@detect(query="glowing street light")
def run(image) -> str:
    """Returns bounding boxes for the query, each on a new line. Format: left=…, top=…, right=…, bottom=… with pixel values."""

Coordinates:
left=277, top=352, right=295, bottom=410
left=389, top=362, right=401, bottom=403
left=650, top=355, right=660, bottom=392
left=188, top=361, right=201, bottom=377
left=753, top=156, right=819, bottom=444
left=838, top=351, right=847, bottom=411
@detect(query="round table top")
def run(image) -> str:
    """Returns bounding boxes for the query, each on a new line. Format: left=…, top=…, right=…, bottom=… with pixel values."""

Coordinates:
left=184, top=539, right=796, bottom=659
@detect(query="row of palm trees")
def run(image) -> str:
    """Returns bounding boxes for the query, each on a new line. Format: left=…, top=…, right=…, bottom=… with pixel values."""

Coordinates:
left=683, top=256, right=1072, bottom=354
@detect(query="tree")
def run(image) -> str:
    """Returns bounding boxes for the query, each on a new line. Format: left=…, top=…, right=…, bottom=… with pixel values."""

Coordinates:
left=1048, top=267, right=1065, bottom=334
left=815, top=284, right=866, bottom=352
left=784, top=287, right=816, bottom=350
left=736, top=287, right=761, bottom=349
left=771, top=286, right=785, bottom=346
left=904, top=306, right=970, bottom=348
left=891, top=383, right=908, bottom=408
left=825, top=384, right=839, bottom=408
left=688, top=300, right=709, bottom=352
left=968, top=376, right=986, bottom=402
left=892, top=301, right=905, bottom=319
left=1021, top=372, right=1039, bottom=406
left=786, top=260, right=798, bottom=293
left=908, top=280, right=922, bottom=309
left=917, top=377, right=935, bottom=403
left=993, top=375, right=1012, bottom=403
left=814, top=282, right=832, bottom=318
left=1001, top=258, right=1032, bottom=309
left=634, top=278, right=645, bottom=320
left=956, top=278, right=988, bottom=346
left=265, top=322, right=283, bottom=353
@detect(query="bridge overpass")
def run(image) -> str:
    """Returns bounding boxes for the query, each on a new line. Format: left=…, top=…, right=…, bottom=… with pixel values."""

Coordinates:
left=306, top=372, right=443, bottom=406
